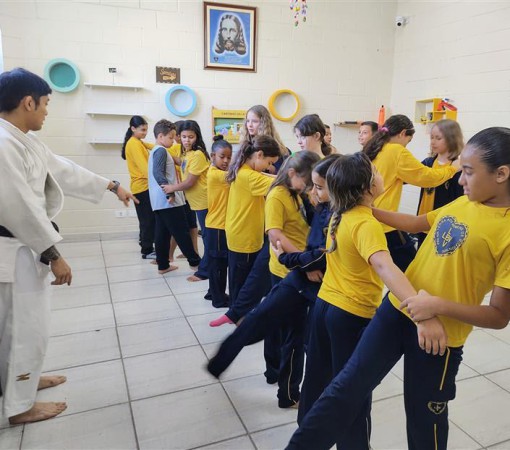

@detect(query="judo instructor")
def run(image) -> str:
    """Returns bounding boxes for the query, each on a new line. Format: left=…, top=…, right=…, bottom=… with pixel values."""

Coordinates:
left=0, top=68, right=138, bottom=424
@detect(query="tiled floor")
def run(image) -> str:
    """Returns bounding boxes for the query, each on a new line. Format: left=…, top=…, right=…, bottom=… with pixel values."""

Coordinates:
left=2, top=237, right=510, bottom=449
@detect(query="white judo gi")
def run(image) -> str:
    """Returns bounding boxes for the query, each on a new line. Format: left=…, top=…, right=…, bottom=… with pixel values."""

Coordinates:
left=0, top=118, right=110, bottom=417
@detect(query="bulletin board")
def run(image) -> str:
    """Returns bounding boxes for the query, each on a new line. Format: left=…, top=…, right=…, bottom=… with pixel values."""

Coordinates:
left=211, top=107, right=247, bottom=144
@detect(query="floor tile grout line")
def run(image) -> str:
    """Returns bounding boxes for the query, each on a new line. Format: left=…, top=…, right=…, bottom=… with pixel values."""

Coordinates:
left=101, top=240, right=141, bottom=450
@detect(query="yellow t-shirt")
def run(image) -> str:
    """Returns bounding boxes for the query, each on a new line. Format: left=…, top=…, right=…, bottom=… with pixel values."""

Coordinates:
left=265, top=186, right=310, bottom=279
left=206, top=166, right=229, bottom=230
left=389, top=196, right=510, bottom=347
left=373, top=142, right=458, bottom=232
left=168, top=143, right=182, bottom=179
left=225, top=164, right=274, bottom=253
left=182, top=149, right=209, bottom=211
left=125, top=137, right=154, bottom=194
left=319, top=206, right=389, bottom=319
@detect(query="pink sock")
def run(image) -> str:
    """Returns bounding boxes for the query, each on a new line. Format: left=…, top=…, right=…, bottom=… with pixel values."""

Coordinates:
left=209, top=315, right=234, bottom=327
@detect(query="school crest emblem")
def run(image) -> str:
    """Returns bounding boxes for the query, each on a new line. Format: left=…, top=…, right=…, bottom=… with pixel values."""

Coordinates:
left=427, top=401, right=447, bottom=415
left=434, top=216, right=468, bottom=256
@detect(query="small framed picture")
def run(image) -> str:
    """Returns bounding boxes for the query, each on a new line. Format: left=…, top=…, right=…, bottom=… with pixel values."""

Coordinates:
left=203, top=2, right=257, bottom=72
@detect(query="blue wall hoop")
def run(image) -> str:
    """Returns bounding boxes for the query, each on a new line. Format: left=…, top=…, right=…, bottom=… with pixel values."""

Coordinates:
left=44, top=58, right=80, bottom=93
left=165, top=85, right=197, bottom=117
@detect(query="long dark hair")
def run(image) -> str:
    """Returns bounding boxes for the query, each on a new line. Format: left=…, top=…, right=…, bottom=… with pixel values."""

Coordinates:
left=269, top=151, right=321, bottom=208
left=179, top=120, right=210, bottom=161
left=121, top=115, right=147, bottom=160
left=294, top=114, right=332, bottom=156
left=313, top=154, right=342, bottom=179
left=363, top=114, right=414, bottom=161
left=326, top=152, right=374, bottom=252
left=226, top=135, right=281, bottom=183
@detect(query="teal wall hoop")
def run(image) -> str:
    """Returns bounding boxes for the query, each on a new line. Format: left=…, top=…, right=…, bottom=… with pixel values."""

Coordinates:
left=44, top=58, right=80, bottom=93
left=165, top=85, right=197, bottom=117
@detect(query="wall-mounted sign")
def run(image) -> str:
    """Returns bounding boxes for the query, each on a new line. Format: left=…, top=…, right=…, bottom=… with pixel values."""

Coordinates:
left=156, top=66, right=180, bottom=84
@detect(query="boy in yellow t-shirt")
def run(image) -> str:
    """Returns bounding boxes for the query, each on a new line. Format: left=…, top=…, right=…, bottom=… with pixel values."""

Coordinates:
left=288, top=128, right=510, bottom=450
left=205, top=136, right=232, bottom=308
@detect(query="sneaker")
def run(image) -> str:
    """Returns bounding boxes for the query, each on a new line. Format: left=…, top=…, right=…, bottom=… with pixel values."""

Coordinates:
left=278, top=399, right=300, bottom=409
left=142, top=251, right=157, bottom=260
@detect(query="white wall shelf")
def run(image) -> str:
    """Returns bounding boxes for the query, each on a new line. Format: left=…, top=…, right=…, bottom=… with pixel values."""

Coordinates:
left=86, top=112, right=141, bottom=117
left=84, top=82, right=143, bottom=91
left=88, top=139, right=124, bottom=145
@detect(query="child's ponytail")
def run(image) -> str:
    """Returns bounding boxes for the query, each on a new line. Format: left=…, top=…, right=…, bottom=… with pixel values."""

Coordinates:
left=363, top=114, right=414, bottom=161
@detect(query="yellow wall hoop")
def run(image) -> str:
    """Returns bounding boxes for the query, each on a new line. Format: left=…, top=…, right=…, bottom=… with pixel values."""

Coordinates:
left=268, top=89, right=300, bottom=122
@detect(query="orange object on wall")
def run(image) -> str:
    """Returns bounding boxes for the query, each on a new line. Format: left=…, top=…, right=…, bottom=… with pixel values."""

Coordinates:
left=378, top=105, right=385, bottom=127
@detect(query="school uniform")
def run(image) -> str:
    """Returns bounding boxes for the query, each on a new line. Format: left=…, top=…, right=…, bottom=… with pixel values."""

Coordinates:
left=288, top=196, right=510, bottom=450
left=125, top=136, right=156, bottom=256
left=148, top=146, right=201, bottom=271
left=416, top=156, right=463, bottom=247
left=182, top=149, right=210, bottom=279
left=298, top=205, right=388, bottom=449
left=373, top=142, right=458, bottom=271
left=208, top=203, right=331, bottom=407
left=224, top=164, right=273, bottom=304
left=264, top=186, right=310, bottom=406
left=205, top=166, right=230, bottom=307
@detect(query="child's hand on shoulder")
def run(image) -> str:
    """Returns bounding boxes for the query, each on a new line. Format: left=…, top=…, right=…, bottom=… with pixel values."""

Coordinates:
left=400, top=289, right=440, bottom=322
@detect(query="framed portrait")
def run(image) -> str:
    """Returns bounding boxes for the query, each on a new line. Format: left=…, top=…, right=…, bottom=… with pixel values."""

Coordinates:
left=203, top=2, right=257, bottom=72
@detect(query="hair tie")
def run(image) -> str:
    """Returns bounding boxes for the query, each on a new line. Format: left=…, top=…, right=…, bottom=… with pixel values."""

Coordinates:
left=380, top=126, right=389, bottom=133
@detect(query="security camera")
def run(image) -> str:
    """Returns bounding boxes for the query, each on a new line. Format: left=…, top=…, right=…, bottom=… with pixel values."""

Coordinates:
left=395, top=16, right=407, bottom=27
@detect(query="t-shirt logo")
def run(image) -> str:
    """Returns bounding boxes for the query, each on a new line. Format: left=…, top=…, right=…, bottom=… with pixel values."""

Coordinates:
left=434, top=216, right=468, bottom=256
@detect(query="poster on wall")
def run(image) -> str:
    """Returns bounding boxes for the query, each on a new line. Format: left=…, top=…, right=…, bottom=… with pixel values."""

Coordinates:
left=203, top=2, right=257, bottom=72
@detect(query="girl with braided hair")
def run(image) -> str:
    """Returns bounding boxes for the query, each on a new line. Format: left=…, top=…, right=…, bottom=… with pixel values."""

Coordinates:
left=298, top=152, right=418, bottom=448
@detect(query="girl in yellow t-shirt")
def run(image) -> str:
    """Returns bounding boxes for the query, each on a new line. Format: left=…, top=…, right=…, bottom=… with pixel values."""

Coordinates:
left=362, top=114, right=459, bottom=271
left=288, top=128, right=510, bottom=450
left=296, top=152, right=418, bottom=448
left=162, top=120, right=210, bottom=282
left=294, top=114, right=332, bottom=157
left=209, top=135, right=280, bottom=327
left=416, top=119, right=464, bottom=247
left=121, top=115, right=156, bottom=259
left=205, top=135, right=232, bottom=308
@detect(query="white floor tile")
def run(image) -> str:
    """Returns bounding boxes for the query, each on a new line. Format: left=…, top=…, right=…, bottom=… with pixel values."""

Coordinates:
left=65, top=255, right=105, bottom=271
left=176, top=291, right=228, bottom=316
left=486, top=368, right=510, bottom=392
left=0, top=426, right=22, bottom=448
left=43, top=328, right=120, bottom=371
left=37, top=360, right=128, bottom=416
left=197, top=435, right=255, bottom=449
left=124, top=345, right=217, bottom=400
left=222, top=374, right=297, bottom=432
left=203, top=341, right=266, bottom=381
left=462, top=330, right=510, bottom=374
left=50, top=304, right=115, bottom=336
left=106, top=263, right=160, bottom=283
left=251, top=423, right=297, bottom=450
left=488, top=439, right=510, bottom=449
left=132, top=384, right=245, bottom=450
left=165, top=274, right=209, bottom=295
left=22, top=403, right=137, bottom=450
left=59, top=241, right=102, bottom=257
left=450, top=376, right=510, bottom=447
left=113, top=295, right=182, bottom=326
left=118, top=317, right=198, bottom=357
left=188, top=312, right=236, bottom=345
left=52, top=267, right=107, bottom=288
left=373, top=371, right=403, bottom=402
left=51, top=284, right=111, bottom=310
left=110, top=277, right=171, bottom=302
left=485, top=326, right=510, bottom=345
left=104, top=250, right=145, bottom=268
left=101, top=239, right=140, bottom=254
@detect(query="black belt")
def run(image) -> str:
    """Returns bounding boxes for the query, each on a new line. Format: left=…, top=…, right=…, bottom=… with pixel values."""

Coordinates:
left=0, top=223, right=60, bottom=265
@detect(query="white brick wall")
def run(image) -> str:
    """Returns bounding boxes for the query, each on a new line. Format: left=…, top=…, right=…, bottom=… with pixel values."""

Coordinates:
left=390, top=0, right=510, bottom=214
left=1, top=0, right=398, bottom=234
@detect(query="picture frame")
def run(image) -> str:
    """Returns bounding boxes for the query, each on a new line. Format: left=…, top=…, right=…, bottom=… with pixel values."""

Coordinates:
left=203, top=2, right=257, bottom=72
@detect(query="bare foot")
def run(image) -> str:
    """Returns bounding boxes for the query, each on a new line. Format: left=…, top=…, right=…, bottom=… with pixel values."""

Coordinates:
left=187, top=275, right=206, bottom=282
left=159, top=265, right=178, bottom=274
left=150, top=260, right=157, bottom=265
left=38, top=375, right=67, bottom=390
left=9, top=402, right=67, bottom=424
left=176, top=254, right=186, bottom=259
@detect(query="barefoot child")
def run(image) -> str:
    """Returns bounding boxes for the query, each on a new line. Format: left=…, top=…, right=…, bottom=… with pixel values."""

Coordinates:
left=148, top=119, right=201, bottom=274
left=205, top=135, right=232, bottom=307
left=288, top=127, right=510, bottom=450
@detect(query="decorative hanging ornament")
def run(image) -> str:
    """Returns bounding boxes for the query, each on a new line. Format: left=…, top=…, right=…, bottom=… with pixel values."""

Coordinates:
left=289, top=0, right=308, bottom=26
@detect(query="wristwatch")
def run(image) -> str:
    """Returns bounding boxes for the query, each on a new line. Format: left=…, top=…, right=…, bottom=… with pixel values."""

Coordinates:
left=109, top=180, right=120, bottom=194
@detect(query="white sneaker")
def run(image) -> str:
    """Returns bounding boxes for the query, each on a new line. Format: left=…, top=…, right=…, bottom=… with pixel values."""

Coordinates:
left=142, top=251, right=157, bottom=260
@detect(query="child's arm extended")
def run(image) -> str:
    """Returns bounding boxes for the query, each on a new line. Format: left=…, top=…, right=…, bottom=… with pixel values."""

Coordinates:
left=400, top=287, right=510, bottom=330
left=162, top=174, right=197, bottom=193
left=372, top=208, right=431, bottom=233
left=272, top=240, right=326, bottom=272
left=268, top=229, right=301, bottom=254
